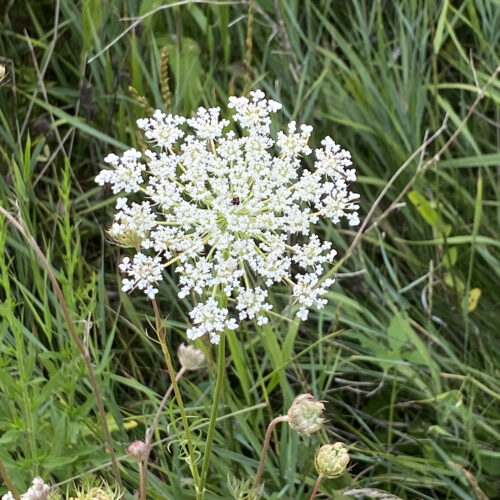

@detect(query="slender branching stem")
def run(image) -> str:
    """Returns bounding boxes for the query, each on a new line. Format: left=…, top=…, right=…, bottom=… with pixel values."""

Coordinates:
left=252, top=415, right=289, bottom=489
left=139, top=367, right=186, bottom=500
left=0, top=458, right=22, bottom=500
left=309, top=475, right=323, bottom=500
left=198, top=331, right=227, bottom=499
left=151, top=299, right=200, bottom=488
left=0, top=207, right=123, bottom=490
left=146, top=367, right=186, bottom=446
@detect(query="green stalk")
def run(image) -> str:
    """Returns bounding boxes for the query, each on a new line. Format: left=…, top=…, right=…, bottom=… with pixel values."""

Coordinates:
left=198, top=331, right=226, bottom=499
left=151, top=299, right=200, bottom=489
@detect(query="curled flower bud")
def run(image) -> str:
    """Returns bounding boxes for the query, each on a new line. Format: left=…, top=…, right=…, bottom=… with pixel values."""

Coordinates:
left=127, top=440, right=149, bottom=462
left=287, top=394, right=325, bottom=436
left=315, top=442, right=350, bottom=478
left=22, top=477, right=50, bottom=500
left=178, top=343, right=206, bottom=371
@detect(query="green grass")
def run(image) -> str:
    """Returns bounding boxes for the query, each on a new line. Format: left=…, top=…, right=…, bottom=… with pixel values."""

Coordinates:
left=1, top=1, right=499, bottom=499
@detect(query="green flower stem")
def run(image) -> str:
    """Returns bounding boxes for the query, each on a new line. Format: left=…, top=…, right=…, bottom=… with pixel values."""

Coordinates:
left=152, top=299, right=200, bottom=489
left=198, top=330, right=227, bottom=500
left=251, top=414, right=289, bottom=489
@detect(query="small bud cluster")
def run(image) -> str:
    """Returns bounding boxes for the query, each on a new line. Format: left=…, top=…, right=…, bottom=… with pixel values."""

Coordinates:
left=96, top=90, right=360, bottom=343
left=315, top=442, right=350, bottom=478
left=287, top=394, right=325, bottom=436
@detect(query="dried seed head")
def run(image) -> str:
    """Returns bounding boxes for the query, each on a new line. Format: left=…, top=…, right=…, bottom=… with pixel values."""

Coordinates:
left=287, top=393, right=325, bottom=436
left=315, top=442, right=350, bottom=478
left=178, top=343, right=206, bottom=371
left=127, top=440, right=149, bottom=462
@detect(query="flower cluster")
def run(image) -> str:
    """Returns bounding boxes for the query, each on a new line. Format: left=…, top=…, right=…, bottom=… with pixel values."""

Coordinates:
left=96, top=90, right=360, bottom=343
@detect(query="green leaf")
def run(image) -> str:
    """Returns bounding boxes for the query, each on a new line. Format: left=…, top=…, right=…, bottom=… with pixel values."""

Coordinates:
left=434, top=0, right=449, bottom=54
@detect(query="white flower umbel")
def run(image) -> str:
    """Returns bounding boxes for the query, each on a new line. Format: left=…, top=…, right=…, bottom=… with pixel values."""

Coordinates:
left=96, top=90, right=360, bottom=343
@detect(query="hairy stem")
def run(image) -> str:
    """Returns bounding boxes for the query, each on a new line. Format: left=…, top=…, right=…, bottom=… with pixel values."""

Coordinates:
left=252, top=415, right=289, bottom=489
left=151, top=299, right=200, bottom=489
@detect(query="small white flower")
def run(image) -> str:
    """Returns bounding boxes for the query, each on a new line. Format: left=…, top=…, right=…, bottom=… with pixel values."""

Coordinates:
left=120, top=253, right=163, bottom=298
left=187, top=106, right=229, bottom=139
left=95, top=148, right=144, bottom=194
left=137, top=110, right=186, bottom=148
left=187, top=298, right=236, bottom=344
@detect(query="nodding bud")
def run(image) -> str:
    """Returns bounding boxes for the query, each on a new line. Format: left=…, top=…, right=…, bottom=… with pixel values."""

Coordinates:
left=287, top=394, right=325, bottom=436
left=127, top=440, right=149, bottom=462
left=315, top=442, right=350, bottom=478
left=22, top=477, right=50, bottom=500
left=178, top=343, right=206, bottom=371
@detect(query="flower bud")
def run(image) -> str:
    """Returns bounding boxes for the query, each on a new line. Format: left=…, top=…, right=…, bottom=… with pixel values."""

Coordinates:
left=287, top=394, right=325, bottom=436
left=315, top=442, right=350, bottom=478
left=178, top=343, right=205, bottom=371
left=108, top=228, right=143, bottom=248
left=127, top=440, right=149, bottom=462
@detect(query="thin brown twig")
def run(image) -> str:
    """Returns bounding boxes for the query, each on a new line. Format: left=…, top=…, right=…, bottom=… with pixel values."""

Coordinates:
left=0, top=206, right=123, bottom=490
left=252, top=415, right=289, bottom=489
left=0, top=458, right=22, bottom=500
left=309, top=475, right=323, bottom=500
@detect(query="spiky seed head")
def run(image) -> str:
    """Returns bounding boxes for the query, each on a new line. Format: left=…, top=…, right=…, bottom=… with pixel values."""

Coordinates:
left=315, top=442, right=350, bottom=478
left=287, top=393, right=325, bottom=436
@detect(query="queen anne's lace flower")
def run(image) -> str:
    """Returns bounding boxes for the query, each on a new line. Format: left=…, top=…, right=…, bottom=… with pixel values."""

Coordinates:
left=96, top=90, right=360, bottom=343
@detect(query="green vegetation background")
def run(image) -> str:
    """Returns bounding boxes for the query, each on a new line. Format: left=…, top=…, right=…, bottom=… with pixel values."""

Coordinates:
left=0, top=0, right=499, bottom=499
